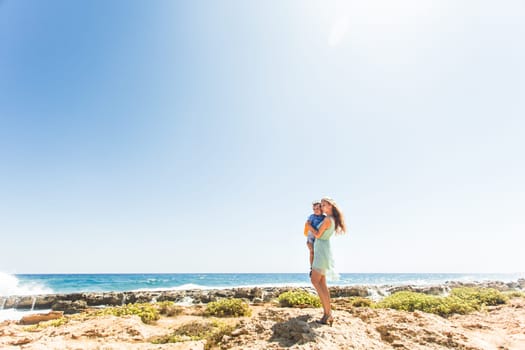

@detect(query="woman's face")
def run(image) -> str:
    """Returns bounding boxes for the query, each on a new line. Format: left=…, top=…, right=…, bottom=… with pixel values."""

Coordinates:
left=321, top=200, right=333, bottom=215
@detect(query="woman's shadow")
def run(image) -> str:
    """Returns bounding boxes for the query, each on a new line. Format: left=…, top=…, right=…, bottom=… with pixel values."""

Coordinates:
left=269, top=314, right=325, bottom=347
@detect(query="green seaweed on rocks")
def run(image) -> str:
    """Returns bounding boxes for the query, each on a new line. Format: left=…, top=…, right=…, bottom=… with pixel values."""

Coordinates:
left=152, top=320, right=235, bottom=350
left=278, top=290, right=321, bottom=308
left=204, top=298, right=252, bottom=317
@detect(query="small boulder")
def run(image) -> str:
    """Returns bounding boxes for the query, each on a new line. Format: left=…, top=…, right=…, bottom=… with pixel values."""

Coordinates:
left=19, top=311, right=64, bottom=325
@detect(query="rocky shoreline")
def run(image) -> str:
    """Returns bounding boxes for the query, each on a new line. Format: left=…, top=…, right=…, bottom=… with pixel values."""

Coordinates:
left=2, top=279, right=523, bottom=314
left=1, top=279, right=524, bottom=349
left=0, top=282, right=524, bottom=349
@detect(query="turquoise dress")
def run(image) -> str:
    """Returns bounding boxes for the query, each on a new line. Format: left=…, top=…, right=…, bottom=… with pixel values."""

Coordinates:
left=312, top=216, right=339, bottom=281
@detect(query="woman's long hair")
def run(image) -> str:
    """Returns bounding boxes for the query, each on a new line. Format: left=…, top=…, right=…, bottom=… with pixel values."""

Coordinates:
left=322, top=197, right=347, bottom=234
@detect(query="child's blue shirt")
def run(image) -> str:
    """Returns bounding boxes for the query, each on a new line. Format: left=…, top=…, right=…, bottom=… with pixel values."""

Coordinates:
left=308, top=214, right=325, bottom=229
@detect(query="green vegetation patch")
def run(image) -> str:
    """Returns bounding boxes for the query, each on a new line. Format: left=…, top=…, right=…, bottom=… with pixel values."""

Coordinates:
left=152, top=320, right=235, bottom=350
left=450, top=287, right=508, bottom=306
left=204, top=298, right=252, bottom=317
left=93, top=303, right=160, bottom=324
left=278, top=290, right=321, bottom=308
left=376, top=287, right=509, bottom=317
left=347, top=296, right=373, bottom=307
left=156, top=301, right=183, bottom=316
left=332, top=296, right=373, bottom=311
left=504, top=290, right=525, bottom=298
left=376, top=291, right=445, bottom=313
left=23, top=317, right=68, bottom=332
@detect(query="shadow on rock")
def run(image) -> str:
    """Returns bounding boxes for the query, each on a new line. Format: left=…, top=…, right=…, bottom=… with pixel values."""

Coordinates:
left=269, top=314, right=323, bottom=347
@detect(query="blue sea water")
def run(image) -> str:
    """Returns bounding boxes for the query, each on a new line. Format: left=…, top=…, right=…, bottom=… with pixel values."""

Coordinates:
left=2, top=272, right=524, bottom=296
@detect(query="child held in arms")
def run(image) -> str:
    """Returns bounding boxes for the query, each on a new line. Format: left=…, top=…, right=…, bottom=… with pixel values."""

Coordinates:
left=304, top=200, right=325, bottom=276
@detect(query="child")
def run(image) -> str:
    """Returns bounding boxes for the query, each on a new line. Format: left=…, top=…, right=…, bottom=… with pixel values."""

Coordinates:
left=304, top=200, right=325, bottom=276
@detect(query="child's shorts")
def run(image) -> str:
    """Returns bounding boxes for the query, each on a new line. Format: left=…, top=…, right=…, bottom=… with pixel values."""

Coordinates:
left=306, top=232, right=316, bottom=245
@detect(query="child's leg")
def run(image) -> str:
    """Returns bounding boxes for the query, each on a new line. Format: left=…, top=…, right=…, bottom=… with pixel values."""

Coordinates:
left=307, top=242, right=314, bottom=267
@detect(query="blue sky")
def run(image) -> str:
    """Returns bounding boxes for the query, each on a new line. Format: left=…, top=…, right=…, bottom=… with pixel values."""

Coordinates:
left=1, top=0, right=524, bottom=274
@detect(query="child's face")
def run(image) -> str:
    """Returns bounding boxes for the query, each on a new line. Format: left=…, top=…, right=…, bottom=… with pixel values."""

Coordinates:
left=313, top=204, right=322, bottom=215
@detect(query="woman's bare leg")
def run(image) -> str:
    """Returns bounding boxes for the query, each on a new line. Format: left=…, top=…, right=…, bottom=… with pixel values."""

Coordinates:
left=318, top=274, right=331, bottom=316
left=310, top=270, right=331, bottom=317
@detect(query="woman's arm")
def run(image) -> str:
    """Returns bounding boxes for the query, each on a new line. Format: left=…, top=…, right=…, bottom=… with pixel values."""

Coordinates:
left=313, top=217, right=332, bottom=238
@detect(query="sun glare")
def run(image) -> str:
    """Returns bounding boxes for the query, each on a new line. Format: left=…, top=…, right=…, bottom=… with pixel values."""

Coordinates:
left=326, top=0, right=440, bottom=47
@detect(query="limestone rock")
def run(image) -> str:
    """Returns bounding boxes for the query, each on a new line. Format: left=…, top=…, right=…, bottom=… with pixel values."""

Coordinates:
left=330, top=286, right=369, bottom=297
left=18, top=311, right=64, bottom=325
left=518, top=278, right=525, bottom=289
left=52, top=300, right=88, bottom=314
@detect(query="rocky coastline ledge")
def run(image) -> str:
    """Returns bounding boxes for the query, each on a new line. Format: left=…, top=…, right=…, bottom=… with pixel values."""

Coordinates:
left=2, top=279, right=524, bottom=314
left=1, top=279, right=524, bottom=349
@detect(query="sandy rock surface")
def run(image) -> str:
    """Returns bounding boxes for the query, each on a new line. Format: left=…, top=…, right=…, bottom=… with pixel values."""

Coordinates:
left=1, top=298, right=524, bottom=349
left=223, top=299, right=525, bottom=349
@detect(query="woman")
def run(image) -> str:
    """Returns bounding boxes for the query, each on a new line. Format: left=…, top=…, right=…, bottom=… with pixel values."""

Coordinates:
left=309, top=196, right=347, bottom=326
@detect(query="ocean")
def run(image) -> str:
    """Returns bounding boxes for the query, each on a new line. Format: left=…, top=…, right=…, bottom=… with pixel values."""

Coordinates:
left=3, top=272, right=524, bottom=296
left=1, top=272, right=523, bottom=321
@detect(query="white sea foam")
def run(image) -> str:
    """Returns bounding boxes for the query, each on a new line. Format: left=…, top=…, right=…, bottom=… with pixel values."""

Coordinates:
left=226, top=282, right=311, bottom=289
left=131, top=283, right=211, bottom=292
left=169, top=283, right=209, bottom=290
left=0, top=272, right=53, bottom=297
left=0, top=308, right=52, bottom=322
left=130, top=282, right=314, bottom=293
left=176, top=296, right=194, bottom=306
left=178, top=282, right=313, bottom=290
left=367, top=287, right=386, bottom=301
